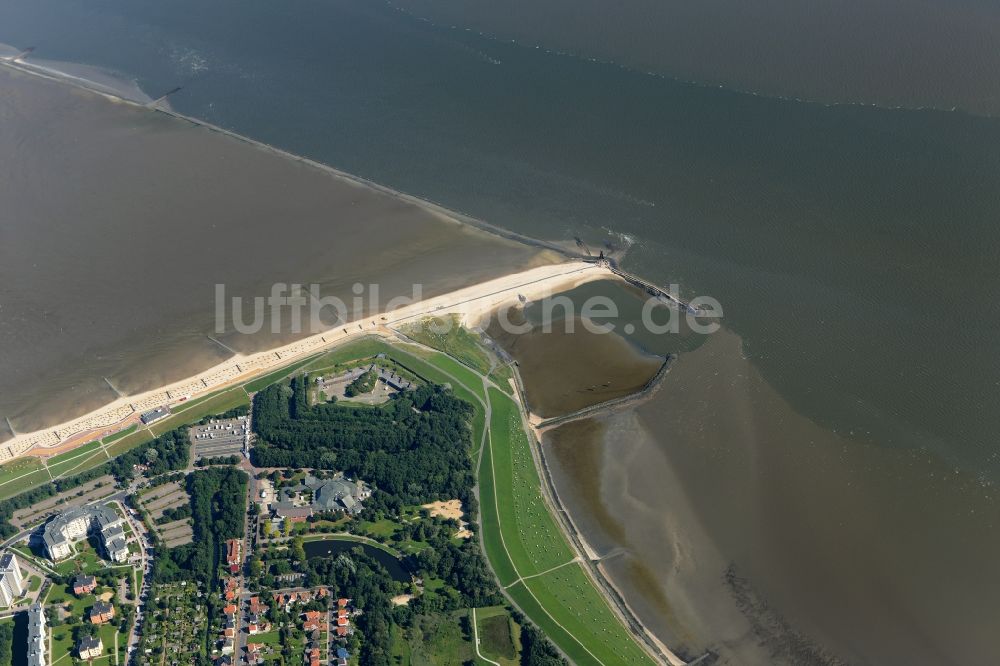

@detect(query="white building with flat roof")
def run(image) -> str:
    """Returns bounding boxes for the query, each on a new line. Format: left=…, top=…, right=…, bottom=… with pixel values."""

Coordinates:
left=27, top=603, right=45, bottom=666
left=0, top=552, right=24, bottom=607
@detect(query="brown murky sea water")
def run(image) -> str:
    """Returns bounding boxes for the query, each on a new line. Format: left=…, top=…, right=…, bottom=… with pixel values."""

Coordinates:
left=0, top=66, right=551, bottom=434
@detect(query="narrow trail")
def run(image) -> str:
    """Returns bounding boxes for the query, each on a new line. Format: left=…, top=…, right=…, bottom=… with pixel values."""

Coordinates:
left=503, top=557, right=581, bottom=589
left=472, top=608, right=503, bottom=666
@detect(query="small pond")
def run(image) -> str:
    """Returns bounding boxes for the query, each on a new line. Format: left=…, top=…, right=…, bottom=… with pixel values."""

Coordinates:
left=302, top=538, right=408, bottom=582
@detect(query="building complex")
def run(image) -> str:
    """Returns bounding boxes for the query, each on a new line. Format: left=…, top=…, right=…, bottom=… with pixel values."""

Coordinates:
left=41, top=505, right=129, bottom=563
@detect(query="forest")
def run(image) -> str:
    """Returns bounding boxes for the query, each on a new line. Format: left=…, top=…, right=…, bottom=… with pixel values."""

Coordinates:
left=252, top=376, right=475, bottom=505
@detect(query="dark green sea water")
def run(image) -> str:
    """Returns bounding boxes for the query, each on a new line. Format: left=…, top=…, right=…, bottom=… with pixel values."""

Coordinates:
left=2, top=1, right=999, bottom=663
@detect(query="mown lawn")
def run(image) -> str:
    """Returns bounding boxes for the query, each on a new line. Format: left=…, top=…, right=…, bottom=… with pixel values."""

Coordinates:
left=525, top=564, right=653, bottom=665
left=46, top=439, right=106, bottom=478
left=0, top=458, right=49, bottom=500
left=480, top=387, right=657, bottom=666
left=150, top=387, right=249, bottom=436
left=102, top=424, right=137, bottom=444
left=487, top=389, right=574, bottom=578
left=243, top=355, right=321, bottom=394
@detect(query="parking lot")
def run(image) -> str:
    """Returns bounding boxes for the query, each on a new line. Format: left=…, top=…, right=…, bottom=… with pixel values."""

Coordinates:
left=137, top=481, right=194, bottom=547
left=189, top=416, right=250, bottom=460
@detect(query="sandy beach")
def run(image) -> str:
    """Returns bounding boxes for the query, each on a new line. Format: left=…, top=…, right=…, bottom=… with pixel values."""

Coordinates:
left=3, top=260, right=613, bottom=463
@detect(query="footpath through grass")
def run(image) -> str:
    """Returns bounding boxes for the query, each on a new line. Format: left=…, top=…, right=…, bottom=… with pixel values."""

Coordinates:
left=480, top=386, right=656, bottom=666
left=0, top=458, right=49, bottom=501
left=45, top=439, right=106, bottom=478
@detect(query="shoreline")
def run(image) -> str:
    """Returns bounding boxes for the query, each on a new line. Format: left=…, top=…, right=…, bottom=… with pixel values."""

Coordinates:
left=0, top=53, right=694, bottom=661
left=0, top=54, right=699, bottom=463
left=506, top=364, right=686, bottom=666
left=2, top=261, right=611, bottom=463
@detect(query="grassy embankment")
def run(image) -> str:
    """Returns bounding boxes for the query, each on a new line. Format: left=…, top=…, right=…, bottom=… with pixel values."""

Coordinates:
left=481, top=386, right=656, bottom=666
left=400, top=315, right=516, bottom=394
left=0, top=330, right=653, bottom=664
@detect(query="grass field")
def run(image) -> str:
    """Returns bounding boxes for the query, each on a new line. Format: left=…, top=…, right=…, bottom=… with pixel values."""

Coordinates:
left=403, top=611, right=476, bottom=665
left=103, top=423, right=138, bottom=444
left=476, top=606, right=520, bottom=665
left=45, top=439, right=106, bottom=478
left=486, top=389, right=575, bottom=577
left=480, top=386, right=656, bottom=666
left=243, top=355, right=322, bottom=394
left=401, top=316, right=493, bottom=375
left=399, top=316, right=516, bottom=394
left=150, top=387, right=250, bottom=436
left=0, top=457, right=49, bottom=500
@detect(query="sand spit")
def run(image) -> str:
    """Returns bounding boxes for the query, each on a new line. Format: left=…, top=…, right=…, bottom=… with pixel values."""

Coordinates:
left=3, top=261, right=612, bottom=463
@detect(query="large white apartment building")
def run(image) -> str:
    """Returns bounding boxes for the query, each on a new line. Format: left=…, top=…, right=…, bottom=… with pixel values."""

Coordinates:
left=27, top=603, right=45, bottom=666
left=0, top=552, right=23, bottom=607
left=41, top=505, right=129, bottom=563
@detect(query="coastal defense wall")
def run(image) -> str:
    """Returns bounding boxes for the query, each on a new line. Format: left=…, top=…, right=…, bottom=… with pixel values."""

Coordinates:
left=532, top=354, right=675, bottom=432
left=508, top=366, right=689, bottom=666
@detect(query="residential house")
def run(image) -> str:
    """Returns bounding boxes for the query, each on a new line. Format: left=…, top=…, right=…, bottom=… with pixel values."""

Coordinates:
left=77, top=635, right=103, bottom=659
left=73, top=575, right=97, bottom=596
left=89, top=601, right=115, bottom=625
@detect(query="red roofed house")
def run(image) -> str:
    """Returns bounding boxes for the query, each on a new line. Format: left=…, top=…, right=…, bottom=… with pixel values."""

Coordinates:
left=89, top=601, right=115, bottom=625
left=248, top=614, right=269, bottom=635
left=225, top=538, right=241, bottom=573
left=73, top=575, right=97, bottom=596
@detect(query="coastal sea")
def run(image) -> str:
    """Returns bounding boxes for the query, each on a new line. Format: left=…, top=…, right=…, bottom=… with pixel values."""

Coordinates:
left=514, top=282, right=1000, bottom=664
left=1, top=1, right=999, bottom=663
left=393, top=0, right=1000, bottom=116
left=0, top=65, right=550, bottom=434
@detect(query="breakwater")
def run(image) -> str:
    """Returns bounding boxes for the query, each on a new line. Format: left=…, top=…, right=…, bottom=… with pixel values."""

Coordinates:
left=534, top=354, right=675, bottom=432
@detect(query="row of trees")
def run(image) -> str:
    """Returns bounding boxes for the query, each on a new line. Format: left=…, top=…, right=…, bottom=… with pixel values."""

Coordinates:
left=0, top=622, right=11, bottom=666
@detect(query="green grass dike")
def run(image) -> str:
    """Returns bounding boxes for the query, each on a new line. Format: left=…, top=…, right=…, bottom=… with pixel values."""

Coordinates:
left=479, top=386, right=656, bottom=666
